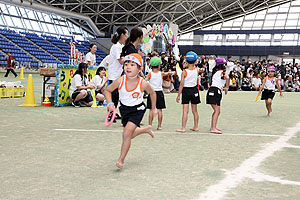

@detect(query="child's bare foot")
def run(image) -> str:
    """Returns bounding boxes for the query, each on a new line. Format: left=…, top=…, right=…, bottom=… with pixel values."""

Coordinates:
left=267, top=112, right=271, bottom=116
left=210, top=129, right=223, bottom=134
left=140, top=122, right=145, bottom=126
left=157, top=127, right=162, bottom=130
left=216, top=128, right=222, bottom=131
left=176, top=129, right=186, bottom=133
left=116, top=161, right=124, bottom=169
left=190, top=128, right=199, bottom=132
left=146, top=125, right=155, bottom=138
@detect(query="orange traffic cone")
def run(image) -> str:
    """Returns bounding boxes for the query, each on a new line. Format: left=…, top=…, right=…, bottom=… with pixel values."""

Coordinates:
left=18, top=74, right=39, bottom=107
left=42, top=96, right=51, bottom=106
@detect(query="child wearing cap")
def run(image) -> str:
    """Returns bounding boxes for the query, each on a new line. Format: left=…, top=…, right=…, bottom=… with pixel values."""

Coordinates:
left=145, top=56, right=173, bottom=130
left=105, top=53, right=157, bottom=169
left=176, top=51, right=200, bottom=133
left=206, top=57, right=230, bottom=134
left=258, top=66, right=283, bottom=116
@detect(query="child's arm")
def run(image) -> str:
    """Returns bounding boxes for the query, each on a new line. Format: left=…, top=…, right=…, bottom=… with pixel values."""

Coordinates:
left=258, top=77, right=267, bottom=95
left=104, top=77, right=121, bottom=111
left=142, top=81, right=157, bottom=115
left=275, top=78, right=283, bottom=97
left=97, top=77, right=108, bottom=90
left=176, top=70, right=186, bottom=103
left=77, top=85, right=94, bottom=90
left=224, top=72, right=230, bottom=95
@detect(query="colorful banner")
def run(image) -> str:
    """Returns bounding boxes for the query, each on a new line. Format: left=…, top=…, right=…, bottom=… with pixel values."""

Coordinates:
left=141, top=23, right=177, bottom=55
left=55, top=64, right=98, bottom=107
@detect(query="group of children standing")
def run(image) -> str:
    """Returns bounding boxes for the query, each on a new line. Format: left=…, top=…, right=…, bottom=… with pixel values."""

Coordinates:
left=69, top=34, right=283, bottom=168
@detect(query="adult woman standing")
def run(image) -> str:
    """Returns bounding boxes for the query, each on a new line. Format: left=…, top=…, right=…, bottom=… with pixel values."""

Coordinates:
left=86, top=44, right=97, bottom=66
left=107, top=26, right=129, bottom=120
left=121, top=27, right=143, bottom=57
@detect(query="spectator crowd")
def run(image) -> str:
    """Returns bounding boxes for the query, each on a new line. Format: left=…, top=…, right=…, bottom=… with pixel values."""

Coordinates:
left=144, top=53, right=300, bottom=93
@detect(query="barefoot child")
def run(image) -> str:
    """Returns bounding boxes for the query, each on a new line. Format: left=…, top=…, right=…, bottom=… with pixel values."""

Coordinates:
left=258, top=66, right=283, bottom=116
left=105, top=53, right=157, bottom=169
left=206, top=57, right=230, bottom=134
left=176, top=51, right=200, bottom=132
left=145, top=56, right=172, bottom=130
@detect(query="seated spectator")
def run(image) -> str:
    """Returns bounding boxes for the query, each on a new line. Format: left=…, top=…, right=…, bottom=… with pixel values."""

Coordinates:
left=251, top=72, right=262, bottom=91
left=229, top=71, right=238, bottom=91
left=90, top=67, right=108, bottom=106
left=295, top=75, right=300, bottom=92
left=241, top=72, right=252, bottom=91
left=285, top=75, right=296, bottom=92
left=69, top=63, right=94, bottom=107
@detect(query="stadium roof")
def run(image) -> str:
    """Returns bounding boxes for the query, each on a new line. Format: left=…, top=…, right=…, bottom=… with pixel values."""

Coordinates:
left=33, top=0, right=293, bottom=35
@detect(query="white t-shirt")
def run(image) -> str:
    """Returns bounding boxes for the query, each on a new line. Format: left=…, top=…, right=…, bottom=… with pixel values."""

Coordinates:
left=208, top=59, right=216, bottom=73
left=211, top=70, right=226, bottom=90
left=226, top=61, right=235, bottom=74
left=108, top=42, right=124, bottom=80
left=99, top=55, right=110, bottom=69
left=69, top=74, right=89, bottom=97
left=90, top=75, right=105, bottom=91
left=86, top=52, right=96, bottom=65
left=252, top=77, right=262, bottom=87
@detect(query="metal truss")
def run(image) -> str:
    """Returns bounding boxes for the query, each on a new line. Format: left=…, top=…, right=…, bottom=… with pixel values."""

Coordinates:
left=33, top=0, right=295, bottom=35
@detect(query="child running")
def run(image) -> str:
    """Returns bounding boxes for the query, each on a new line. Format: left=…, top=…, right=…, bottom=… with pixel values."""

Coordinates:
left=105, top=53, right=157, bottom=169
left=176, top=51, right=200, bottom=133
left=206, top=57, right=230, bottom=134
left=258, top=66, right=283, bottom=116
left=145, top=56, right=173, bottom=130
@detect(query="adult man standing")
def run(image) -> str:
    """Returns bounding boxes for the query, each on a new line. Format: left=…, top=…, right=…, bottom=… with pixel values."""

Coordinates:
left=4, top=52, right=17, bottom=77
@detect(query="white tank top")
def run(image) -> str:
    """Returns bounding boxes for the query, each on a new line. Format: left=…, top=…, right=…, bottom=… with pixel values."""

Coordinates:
left=148, top=71, right=163, bottom=91
left=183, top=68, right=198, bottom=87
left=211, top=70, right=226, bottom=90
left=264, top=76, right=276, bottom=91
left=118, top=75, right=144, bottom=106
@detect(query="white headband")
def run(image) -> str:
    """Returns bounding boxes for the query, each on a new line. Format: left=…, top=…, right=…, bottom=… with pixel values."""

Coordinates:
left=124, top=55, right=142, bottom=67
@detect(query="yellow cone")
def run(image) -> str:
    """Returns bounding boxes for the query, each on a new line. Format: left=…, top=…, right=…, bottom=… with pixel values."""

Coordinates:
left=91, top=89, right=98, bottom=108
left=18, top=74, right=39, bottom=107
left=19, top=67, right=24, bottom=79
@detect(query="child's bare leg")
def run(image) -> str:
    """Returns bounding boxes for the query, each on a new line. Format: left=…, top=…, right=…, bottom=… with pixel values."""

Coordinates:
left=148, top=110, right=154, bottom=126
left=176, top=104, right=189, bottom=132
left=75, top=90, right=87, bottom=102
left=132, top=125, right=154, bottom=139
left=116, top=122, right=137, bottom=168
left=266, top=99, right=272, bottom=116
left=157, top=109, right=163, bottom=130
left=190, top=104, right=199, bottom=131
left=210, top=104, right=222, bottom=134
left=96, top=94, right=105, bottom=101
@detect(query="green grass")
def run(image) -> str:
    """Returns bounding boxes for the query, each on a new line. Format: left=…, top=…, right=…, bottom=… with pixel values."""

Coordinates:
left=1, top=72, right=300, bottom=199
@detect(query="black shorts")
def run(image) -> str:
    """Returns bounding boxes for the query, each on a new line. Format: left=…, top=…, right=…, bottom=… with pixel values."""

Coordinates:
left=206, top=86, right=222, bottom=106
left=147, top=91, right=166, bottom=109
left=119, top=102, right=146, bottom=127
left=181, top=86, right=201, bottom=104
left=261, top=89, right=275, bottom=100
left=71, top=89, right=93, bottom=103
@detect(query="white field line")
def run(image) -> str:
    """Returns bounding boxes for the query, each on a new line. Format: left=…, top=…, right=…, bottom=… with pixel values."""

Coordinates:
left=248, top=171, right=300, bottom=186
left=197, top=121, right=300, bottom=200
left=54, top=129, right=283, bottom=138
left=284, top=144, right=300, bottom=149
